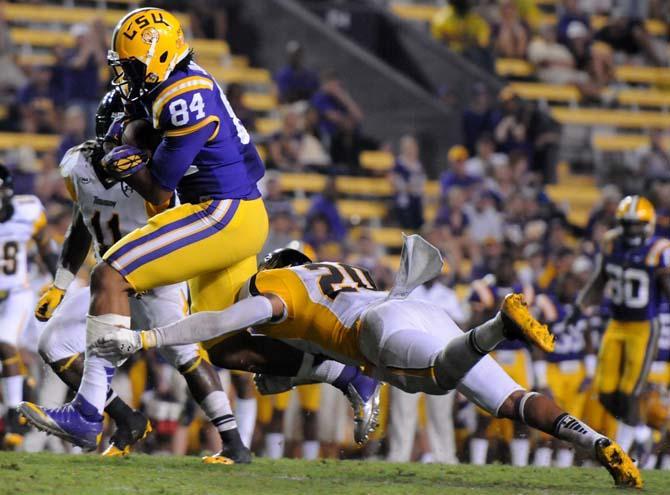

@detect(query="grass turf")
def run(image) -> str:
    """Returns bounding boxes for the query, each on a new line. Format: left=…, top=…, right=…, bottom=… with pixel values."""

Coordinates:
left=0, top=452, right=667, bottom=495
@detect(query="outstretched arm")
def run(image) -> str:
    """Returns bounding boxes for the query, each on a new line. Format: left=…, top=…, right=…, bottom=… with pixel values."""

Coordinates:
left=35, top=204, right=92, bottom=321
left=576, top=254, right=607, bottom=311
left=91, top=294, right=286, bottom=358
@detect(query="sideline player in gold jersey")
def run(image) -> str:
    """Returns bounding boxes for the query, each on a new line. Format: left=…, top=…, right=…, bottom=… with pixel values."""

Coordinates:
left=95, top=235, right=641, bottom=488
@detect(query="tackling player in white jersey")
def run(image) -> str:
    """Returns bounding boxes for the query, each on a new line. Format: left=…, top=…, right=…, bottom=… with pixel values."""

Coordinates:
left=27, top=91, right=250, bottom=462
left=0, top=165, right=58, bottom=448
left=94, top=236, right=642, bottom=488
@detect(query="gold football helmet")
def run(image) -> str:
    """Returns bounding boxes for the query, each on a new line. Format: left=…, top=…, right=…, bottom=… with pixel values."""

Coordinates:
left=615, top=195, right=656, bottom=245
left=108, top=8, right=190, bottom=101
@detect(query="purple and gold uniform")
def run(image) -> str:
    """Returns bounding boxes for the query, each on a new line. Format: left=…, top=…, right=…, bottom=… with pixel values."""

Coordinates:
left=535, top=292, right=589, bottom=418
left=103, top=9, right=268, bottom=323
left=596, top=231, right=670, bottom=396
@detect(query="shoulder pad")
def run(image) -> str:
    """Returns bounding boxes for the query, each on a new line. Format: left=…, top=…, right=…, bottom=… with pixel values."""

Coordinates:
left=151, top=73, right=215, bottom=129
left=60, top=141, right=95, bottom=179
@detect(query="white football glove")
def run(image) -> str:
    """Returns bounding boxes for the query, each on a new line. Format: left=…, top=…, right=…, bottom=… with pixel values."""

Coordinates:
left=90, top=328, right=143, bottom=360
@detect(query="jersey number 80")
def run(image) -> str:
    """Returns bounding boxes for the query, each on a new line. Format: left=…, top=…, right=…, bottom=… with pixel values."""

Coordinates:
left=605, top=264, right=650, bottom=308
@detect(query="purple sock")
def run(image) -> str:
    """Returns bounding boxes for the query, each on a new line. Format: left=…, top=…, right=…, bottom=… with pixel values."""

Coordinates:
left=73, top=394, right=104, bottom=423
left=332, top=366, right=378, bottom=402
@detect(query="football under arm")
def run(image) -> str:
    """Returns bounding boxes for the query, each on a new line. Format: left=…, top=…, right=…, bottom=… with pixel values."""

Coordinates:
left=126, top=121, right=217, bottom=205
left=140, top=294, right=284, bottom=348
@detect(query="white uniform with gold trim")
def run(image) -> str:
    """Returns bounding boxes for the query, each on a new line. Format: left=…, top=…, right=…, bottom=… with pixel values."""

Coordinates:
left=250, top=262, right=523, bottom=415
left=38, top=145, right=197, bottom=367
left=0, top=195, right=45, bottom=346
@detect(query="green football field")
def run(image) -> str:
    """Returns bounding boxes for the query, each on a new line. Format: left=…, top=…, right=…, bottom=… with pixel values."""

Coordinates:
left=0, top=452, right=667, bottom=495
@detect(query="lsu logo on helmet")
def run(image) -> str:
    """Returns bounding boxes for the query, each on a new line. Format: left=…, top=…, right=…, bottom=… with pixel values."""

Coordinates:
left=108, top=8, right=190, bottom=101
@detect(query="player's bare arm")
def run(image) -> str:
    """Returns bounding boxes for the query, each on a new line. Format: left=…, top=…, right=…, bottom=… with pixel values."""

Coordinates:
left=575, top=253, right=607, bottom=311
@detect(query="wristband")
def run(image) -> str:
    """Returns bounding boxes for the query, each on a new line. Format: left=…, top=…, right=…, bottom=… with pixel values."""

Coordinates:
left=54, top=268, right=76, bottom=291
left=584, top=354, right=597, bottom=378
left=140, top=330, right=158, bottom=349
left=533, top=360, right=548, bottom=389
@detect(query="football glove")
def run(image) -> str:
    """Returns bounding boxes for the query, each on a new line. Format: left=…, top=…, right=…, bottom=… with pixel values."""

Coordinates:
left=90, top=328, right=143, bottom=360
left=101, top=145, right=148, bottom=180
left=35, top=285, right=66, bottom=322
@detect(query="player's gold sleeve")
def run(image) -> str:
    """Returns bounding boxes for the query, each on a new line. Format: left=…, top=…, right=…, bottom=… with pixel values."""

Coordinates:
left=31, top=211, right=47, bottom=237
left=64, top=176, right=77, bottom=202
left=253, top=269, right=298, bottom=319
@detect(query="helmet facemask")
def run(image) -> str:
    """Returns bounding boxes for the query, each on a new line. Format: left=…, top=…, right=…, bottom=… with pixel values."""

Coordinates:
left=619, top=220, right=653, bottom=247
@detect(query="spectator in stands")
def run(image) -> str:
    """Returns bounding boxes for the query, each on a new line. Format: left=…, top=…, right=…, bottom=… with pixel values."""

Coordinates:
left=260, top=171, right=293, bottom=217
left=431, top=0, right=492, bottom=70
left=311, top=70, right=372, bottom=172
left=304, top=214, right=337, bottom=250
left=187, top=0, right=227, bottom=40
left=226, top=83, right=256, bottom=132
left=391, top=135, right=425, bottom=230
left=564, top=20, right=592, bottom=71
left=267, top=109, right=330, bottom=172
left=440, top=145, right=480, bottom=198
left=492, top=0, right=530, bottom=59
left=641, top=129, right=670, bottom=179
left=595, top=8, right=663, bottom=65
left=436, top=185, right=470, bottom=233
left=348, top=228, right=384, bottom=271
left=53, top=23, right=105, bottom=135
left=465, top=189, right=504, bottom=244
left=528, top=23, right=588, bottom=85
left=461, top=83, right=501, bottom=155
left=465, top=133, right=507, bottom=178
left=494, top=91, right=531, bottom=156
left=557, top=0, right=591, bottom=46
left=0, top=5, right=27, bottom=103
left=275, top=41, right=320, bottom=104
left=262, top=208, right=298, bottom=258
left=57, top=105, right=87, bottom=162
left=17, top=66, right=59, bottom=134
left=306, top=177, right=347, bottom=241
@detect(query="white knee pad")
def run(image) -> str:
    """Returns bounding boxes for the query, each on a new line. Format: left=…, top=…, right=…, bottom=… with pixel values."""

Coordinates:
left=39, top=320, right=85, bottom=364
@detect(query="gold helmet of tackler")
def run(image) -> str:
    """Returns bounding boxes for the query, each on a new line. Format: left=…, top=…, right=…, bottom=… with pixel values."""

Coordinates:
left=615, top=195, right=656, bottom=244
left=108, top=8, right=190, bottom=101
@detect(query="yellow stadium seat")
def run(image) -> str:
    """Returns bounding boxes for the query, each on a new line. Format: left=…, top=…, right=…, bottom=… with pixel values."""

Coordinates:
left=508, top=82, right=580, bottom=103
left=190, top=39, right=230, bottom=59
left=280, top=173, right=326, bottom=194
left=546, top=184, right=601, bottom=209
left=255, top=118, right=282, bottom=136
left=495, top=58, right=535, bottom=78
left=337, top=176, right=392, bottom=196
left=17, top=53, right=57, bottom=66
left=615, top=66, right=670, bottom=86
left=4, top=4, right=190, bottom=29
left=592, top=133, right=650, bottom=152
left=551, top=107, right=670, bottom=129
left=370, top=227, right=407, bottom=248
left=381, top=254, right=402, bottom=269
left=207, top=66, right=272, bottom=85
left=0, top=133, right=59, bottom=152
left=389, top=3, right=439, bottom=22
left=292, top=198, right=387, bottom=220
left=242, top=93, right=278, bottom=112
left=617, top=89, right=670, bottom=108
left=0, top=106, right=7, bottom=121
left=359, top=150, right=394, bottom=172
left=425, top=181, right=441, bottom=197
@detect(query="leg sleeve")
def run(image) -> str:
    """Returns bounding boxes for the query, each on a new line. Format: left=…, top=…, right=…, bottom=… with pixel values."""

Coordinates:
left=456, top=355, right=525, bottom=417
